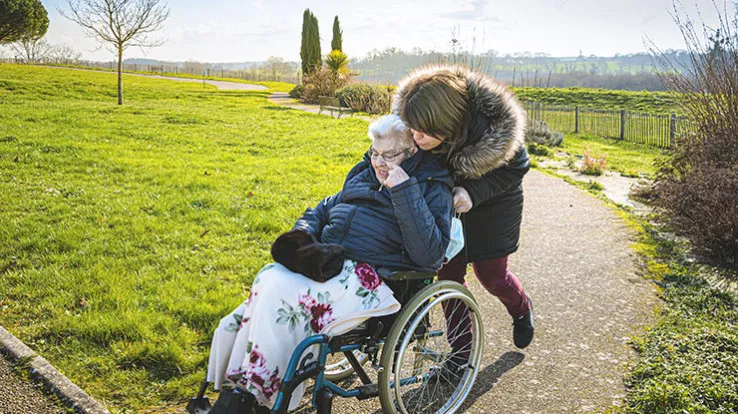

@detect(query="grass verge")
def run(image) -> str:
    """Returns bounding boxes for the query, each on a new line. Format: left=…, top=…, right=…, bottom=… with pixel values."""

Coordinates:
left=554, top=133, right=668, bottom=178
left=623, top=220, right=738, bottom=413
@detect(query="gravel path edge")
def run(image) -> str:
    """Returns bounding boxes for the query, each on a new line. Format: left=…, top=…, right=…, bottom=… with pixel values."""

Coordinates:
left=0, top=326, right=110, bottom=414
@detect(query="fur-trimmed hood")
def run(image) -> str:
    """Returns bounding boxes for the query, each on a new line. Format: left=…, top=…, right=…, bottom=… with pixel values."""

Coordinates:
left=393, top=65, right=527, bottom=179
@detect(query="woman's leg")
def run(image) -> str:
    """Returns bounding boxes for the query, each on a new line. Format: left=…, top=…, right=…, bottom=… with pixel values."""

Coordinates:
left=471, top=256, right=529, bottom=318
left=471, top=256, right=534, bottom=348
left=437, top=254, right=473, bottom=361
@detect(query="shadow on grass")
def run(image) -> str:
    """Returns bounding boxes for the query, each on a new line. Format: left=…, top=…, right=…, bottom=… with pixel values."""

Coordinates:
left=263, top=105, right=294, bottom=111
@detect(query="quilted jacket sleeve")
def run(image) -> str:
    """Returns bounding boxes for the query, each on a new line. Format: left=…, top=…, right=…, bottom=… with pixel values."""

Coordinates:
left=389, top=177, right=453, bottom=269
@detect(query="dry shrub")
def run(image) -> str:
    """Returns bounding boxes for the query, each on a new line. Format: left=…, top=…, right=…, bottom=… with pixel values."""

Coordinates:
left=335, top=82, right=392, bottom=114
left=580, top=146, right=607, bottom=176
left=651, top=3, right=738, bottom=270
left=629, top=180, right=658, bottom=204
left=526, top=119, right=564, bottom=147
left=300, top=69, right=349, bottom=104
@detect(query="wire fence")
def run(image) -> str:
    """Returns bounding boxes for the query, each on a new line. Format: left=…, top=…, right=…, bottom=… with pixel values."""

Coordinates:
left=523, top=102, right=694, bottom=148
left=0, top=58, right=303, bottom=85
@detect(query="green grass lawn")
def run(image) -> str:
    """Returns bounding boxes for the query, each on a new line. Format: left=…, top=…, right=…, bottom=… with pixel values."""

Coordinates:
left=0, top=64, right=369, bottom=412
left=553, top=133, right=668, bottom=178
left=40, top=63, right=296, bottom=93
left=514, top=87, right=681, bottom=114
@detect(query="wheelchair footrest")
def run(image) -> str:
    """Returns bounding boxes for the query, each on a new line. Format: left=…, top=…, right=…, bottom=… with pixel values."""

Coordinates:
left=356, top=383, right=379, bottom=400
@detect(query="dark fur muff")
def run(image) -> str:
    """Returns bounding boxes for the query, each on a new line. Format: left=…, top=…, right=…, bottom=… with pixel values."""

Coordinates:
left=270, top=230, right=345, bottom=282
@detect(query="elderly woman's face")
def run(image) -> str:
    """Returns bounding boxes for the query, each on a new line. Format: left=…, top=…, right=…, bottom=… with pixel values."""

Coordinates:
left=369, top=138, right=415, bottom=184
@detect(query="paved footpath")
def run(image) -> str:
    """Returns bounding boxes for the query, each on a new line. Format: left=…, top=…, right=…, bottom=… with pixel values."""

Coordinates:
left=1, top=73, right=660, bottom=413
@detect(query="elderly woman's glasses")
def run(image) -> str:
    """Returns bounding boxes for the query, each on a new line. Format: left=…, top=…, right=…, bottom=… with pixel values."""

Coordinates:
left=369, top=146, right=412, bottom=162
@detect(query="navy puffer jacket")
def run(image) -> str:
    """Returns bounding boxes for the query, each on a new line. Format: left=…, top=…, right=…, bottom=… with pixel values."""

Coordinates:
left=293, top=150, right=454, bottom=272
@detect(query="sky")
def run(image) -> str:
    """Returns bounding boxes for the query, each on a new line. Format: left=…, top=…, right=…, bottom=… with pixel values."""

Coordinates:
left=25, top=0, right=734, bottom=62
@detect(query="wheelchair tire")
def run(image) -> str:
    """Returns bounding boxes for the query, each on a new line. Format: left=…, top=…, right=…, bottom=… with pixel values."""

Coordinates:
left=378, top=281, right=484, bottom=414
left=324, top=350, right=369, bottom=382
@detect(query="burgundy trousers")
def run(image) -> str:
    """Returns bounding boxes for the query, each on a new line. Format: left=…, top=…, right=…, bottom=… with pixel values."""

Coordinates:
left=437, top=254, right=530, bottom=358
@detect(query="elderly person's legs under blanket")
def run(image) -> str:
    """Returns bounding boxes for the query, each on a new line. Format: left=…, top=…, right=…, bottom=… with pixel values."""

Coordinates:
left=207, top=260, right=401, bottom=411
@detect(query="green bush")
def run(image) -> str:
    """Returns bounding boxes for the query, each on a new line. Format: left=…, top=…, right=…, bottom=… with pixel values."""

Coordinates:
left=288, top=84, right=304, bottom=99
left=527, top=142, right=551, bottom=156
left=526, top=119, right=564, bottom=147
left=335, top=82, right=393, bottom=115
left=586, top=180, right=604, bottom=191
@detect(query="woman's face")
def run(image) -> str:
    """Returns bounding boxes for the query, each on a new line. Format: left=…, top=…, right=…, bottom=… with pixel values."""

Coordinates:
left=410, top=129, right=444, bottom=151
left=369, top=138, right=416, bottom=184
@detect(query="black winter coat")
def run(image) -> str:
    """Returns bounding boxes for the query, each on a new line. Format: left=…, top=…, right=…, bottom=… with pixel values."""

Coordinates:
left=394, top=66, right=530, bottom=262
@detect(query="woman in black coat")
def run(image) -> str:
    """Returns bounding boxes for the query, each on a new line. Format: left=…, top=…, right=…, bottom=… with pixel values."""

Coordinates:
left=393, top=65, right=535, bottom=354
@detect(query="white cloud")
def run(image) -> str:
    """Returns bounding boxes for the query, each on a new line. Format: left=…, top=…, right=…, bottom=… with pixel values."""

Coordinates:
left=441, top=0, right=505, bottom=22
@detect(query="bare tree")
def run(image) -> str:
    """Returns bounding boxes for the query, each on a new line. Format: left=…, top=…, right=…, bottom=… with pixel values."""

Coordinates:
left=48, top=43, right=82, bottom=64
left=59, top=0, right=169, bottom=105
left=10, top=36, right=51, bottom=63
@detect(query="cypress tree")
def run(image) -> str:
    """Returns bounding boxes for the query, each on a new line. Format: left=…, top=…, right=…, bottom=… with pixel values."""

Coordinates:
left=300, top=9, right=321, bottom=75
left=309, top=13, right=321, bottom=73
left=331, top=16, right=342, bottom=52
left=300, top=9, right=311, bottom=75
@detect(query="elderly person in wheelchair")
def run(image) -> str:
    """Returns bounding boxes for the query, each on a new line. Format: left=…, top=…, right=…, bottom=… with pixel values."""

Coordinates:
left=198, top=114, right=483, bottom=414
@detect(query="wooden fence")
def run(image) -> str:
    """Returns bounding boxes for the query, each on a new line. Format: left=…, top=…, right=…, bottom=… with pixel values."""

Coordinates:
left=524, top=102, right=693, bottom=148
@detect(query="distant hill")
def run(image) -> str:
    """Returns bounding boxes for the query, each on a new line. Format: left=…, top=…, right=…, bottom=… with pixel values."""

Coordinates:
left=347, top=48, right=692, bottom=91
left=122, top=49, right=692, bottom=91
left=124, top=58, right=265, bottom=70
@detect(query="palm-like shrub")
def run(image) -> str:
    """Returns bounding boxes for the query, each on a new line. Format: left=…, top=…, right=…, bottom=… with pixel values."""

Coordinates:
left=325, top=50, right=349, bottom=76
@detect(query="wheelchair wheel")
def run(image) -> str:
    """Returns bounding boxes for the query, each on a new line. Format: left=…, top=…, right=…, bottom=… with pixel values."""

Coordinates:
left=324, top=350, right=369, bottom=381
left=378, top=281, right=483, bottom=414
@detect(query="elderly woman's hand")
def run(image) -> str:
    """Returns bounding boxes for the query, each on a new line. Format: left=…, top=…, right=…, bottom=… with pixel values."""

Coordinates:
left=453, top=186, right=473, bottom=213
left=383, top=165, right=410, bottom=188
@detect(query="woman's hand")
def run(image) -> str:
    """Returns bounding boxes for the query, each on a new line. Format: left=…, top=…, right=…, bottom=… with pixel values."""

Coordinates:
left=453, top=186, right=473, bottom=213
left=384, top=165, right=410, bottom=188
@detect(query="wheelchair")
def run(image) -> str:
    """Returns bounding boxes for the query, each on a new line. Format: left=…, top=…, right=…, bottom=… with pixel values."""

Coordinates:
left=190, top=269, right=484, bottom=414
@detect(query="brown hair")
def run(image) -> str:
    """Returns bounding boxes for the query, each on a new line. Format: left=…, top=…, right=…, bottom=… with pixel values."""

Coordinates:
left=395, top=67, right=471, bottom=157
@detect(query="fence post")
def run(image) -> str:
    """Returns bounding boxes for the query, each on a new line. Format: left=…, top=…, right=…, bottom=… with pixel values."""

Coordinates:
left=620, top=110, right=626, bottom=140
left=575, top=106, right=579, bottom=133
left=669, top=113, right=676, bottom=148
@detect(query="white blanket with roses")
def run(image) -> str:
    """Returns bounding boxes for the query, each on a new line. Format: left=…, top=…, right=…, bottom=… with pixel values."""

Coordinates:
left=206, top=260, right=401, bottom=410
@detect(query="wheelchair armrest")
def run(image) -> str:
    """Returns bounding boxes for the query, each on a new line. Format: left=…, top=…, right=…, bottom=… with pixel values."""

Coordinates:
left=375, top=267, right=436, bottom=281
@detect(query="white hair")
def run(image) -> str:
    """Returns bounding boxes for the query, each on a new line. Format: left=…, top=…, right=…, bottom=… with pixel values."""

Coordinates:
left=367, top=114, right=414, bottom=147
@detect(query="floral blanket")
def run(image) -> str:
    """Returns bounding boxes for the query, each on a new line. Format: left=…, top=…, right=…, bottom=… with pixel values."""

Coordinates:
left=206, top=260, right=401, bottom=410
